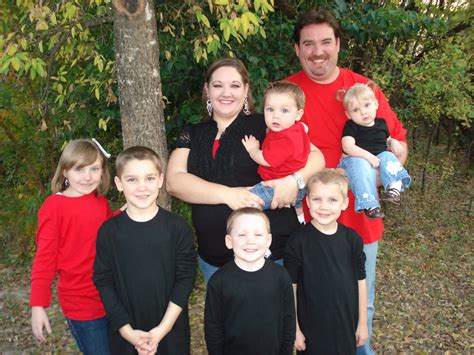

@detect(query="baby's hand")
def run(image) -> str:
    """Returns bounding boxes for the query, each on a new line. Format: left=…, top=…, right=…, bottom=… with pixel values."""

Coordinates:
left=389, top=138, right=403, bottom=157
left=368, top=156, right=380, bottom=168
left=294, top=328, right=306, bottom=351
left=241, top=135, right=260, bottom=153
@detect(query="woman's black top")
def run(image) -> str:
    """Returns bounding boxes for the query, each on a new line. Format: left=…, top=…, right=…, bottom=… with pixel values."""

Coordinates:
left=175, top=112, right=300, bottom=266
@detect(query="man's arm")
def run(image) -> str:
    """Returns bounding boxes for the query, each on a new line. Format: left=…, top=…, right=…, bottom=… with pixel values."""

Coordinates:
left=374, top=88, right=408, bottom=164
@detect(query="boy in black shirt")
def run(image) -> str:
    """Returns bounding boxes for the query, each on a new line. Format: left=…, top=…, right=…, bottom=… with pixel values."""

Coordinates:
left=285, top=169, right=368, bottom=354
left=205, top=207, right=295, bottom=355
left=94, top=146, right=196, bottom=355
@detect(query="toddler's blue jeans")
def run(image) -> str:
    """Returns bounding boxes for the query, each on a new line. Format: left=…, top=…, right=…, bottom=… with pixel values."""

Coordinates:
left=338, top=151, right=411, bottom=212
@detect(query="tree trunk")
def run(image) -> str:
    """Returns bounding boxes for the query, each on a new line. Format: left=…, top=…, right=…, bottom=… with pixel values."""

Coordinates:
left=113, top=0, right=170, bottom=208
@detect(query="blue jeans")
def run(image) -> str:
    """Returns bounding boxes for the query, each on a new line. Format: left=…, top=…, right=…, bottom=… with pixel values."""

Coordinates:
left=356, top=241, right=378, bottom=355
left=339, top=152, right=411, bottom=212
left=66, top=316, right=111, bottom=355
left=198, top=256, right=220, bottom=284
left=250, top=183, right=306, bottom=209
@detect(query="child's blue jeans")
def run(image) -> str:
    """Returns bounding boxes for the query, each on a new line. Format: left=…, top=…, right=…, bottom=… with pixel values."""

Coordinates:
left=66, top=316, right=111, bottom=355
left=338, top=151, right=411, bottom=212
left=250, top=183, right=306, bottom=210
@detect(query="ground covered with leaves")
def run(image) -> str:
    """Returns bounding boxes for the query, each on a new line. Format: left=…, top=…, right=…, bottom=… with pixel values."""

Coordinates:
left=1, top=151, right=472, bottom=354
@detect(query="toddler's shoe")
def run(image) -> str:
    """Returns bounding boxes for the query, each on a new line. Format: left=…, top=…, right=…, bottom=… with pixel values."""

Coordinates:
left=381, top=188, right=401, bottom=205
left=364, top=207, right=384, bottom=219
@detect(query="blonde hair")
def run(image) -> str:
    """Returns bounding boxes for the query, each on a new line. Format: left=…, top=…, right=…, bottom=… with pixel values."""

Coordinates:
left=226, top=207, right=270, bottom=235
left=51, top=139, right=110, bottom=195
left=342, top=82, right=378, bottom=110
left=264, top=80, right=305, bottom=110
left=115, top=146, right=164, bottom=177
left=307, top=169, right=348, bottom=199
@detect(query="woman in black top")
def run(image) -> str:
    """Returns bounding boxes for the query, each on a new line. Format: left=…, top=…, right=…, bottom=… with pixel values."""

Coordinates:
left=166, top=58, right=324, bottom=282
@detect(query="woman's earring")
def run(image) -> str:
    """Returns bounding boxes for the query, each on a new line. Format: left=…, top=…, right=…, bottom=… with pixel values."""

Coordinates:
left=65, top=177, right=69, bottom=187
left=206, top=98, right=213, bottom=117
left=243, top=96, right=250, bottom=115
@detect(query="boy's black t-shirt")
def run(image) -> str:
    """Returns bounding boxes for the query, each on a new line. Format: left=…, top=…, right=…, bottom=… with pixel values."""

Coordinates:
left=205, top=259, right=295, bottom=355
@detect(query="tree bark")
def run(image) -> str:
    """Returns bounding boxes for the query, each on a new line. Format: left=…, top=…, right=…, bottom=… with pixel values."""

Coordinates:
left=113, top=0, right=170, bottom=208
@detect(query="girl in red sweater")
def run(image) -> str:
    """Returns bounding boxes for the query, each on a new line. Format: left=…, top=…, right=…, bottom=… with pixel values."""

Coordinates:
left=30, top=139, right=113, bottom=354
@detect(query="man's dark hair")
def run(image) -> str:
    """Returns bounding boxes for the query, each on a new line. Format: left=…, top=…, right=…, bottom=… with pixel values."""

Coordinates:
left=293, top=9, right=341, bottom=44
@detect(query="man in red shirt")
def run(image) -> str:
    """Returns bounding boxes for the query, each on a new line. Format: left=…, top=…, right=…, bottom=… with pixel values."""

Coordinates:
left=286, top=9, right=408, bottom=355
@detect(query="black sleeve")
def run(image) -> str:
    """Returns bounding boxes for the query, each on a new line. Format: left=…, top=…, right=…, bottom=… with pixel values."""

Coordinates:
left=204, top=277, right=225, bottom=355
left=169, top=217, right=197, bottom=308
left=284, top=232, right=302, bottom=284
left=174, top=125, right=193, bottom=149
left=342, top=120, right=357, bottom=138
left=93, top=223, right=131, bottom=331
left=351, top=230, right=366, bottom=280
left=281, top=272, right=296, bottom=355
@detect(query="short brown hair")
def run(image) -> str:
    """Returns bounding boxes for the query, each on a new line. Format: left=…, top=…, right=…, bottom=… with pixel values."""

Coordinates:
left=264, top=80, right=306, bottom=110
left=226, top=207, right=270, bottom=235
left=307, top=169, right=348, bottom=199
left=293, top=9, right=341, bottom=44
left=202, top=58, right=255, bottom=120
left=115, top=146, right=164, bottom=177
left=51, top=139, right=110, bottom=195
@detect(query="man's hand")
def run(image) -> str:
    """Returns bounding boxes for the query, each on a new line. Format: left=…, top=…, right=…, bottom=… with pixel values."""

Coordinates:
left=389, top=138, right=404, bottom=158
left=263, top=175, right=298, bottom=209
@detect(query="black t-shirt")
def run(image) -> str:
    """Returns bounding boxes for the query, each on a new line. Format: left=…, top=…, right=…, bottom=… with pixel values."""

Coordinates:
left=342, top=118, right=389, bottom=156
left=175, top=113, right=300, bottom=266
left=205, top=260, right=295, bottom=355
left=285, top=223, right=366, bottom=355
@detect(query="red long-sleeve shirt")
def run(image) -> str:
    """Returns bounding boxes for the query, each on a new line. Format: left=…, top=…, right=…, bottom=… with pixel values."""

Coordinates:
left=30, top=192, right=112, bottom=320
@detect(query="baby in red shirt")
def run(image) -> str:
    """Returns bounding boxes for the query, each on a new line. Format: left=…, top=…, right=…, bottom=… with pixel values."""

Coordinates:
left=242, top=80, right=311, bottom=219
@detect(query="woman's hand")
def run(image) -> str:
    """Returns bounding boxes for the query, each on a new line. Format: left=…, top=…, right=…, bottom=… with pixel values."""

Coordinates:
left=223, top=187, right=264, bottom=210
